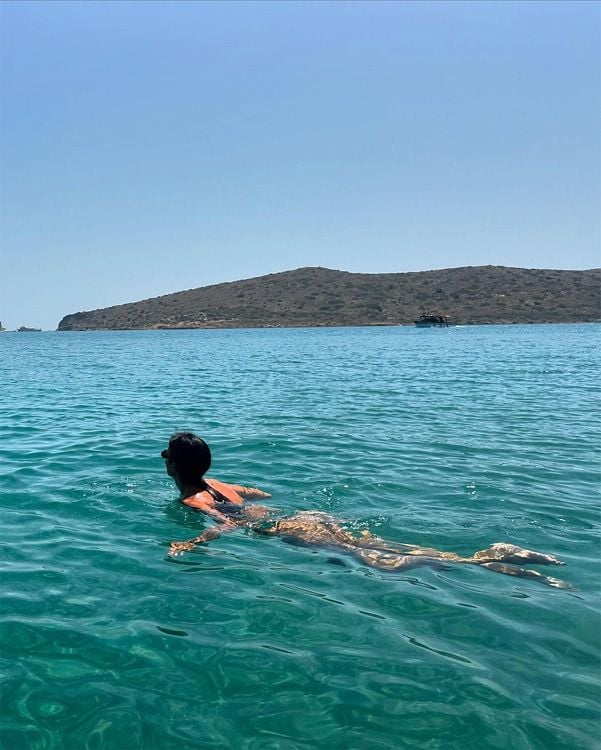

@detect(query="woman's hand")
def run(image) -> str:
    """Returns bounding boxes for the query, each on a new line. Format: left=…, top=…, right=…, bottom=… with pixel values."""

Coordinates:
left=168, top=541, right=197, bottom=557
left=168, top=527, right=224, bottom=556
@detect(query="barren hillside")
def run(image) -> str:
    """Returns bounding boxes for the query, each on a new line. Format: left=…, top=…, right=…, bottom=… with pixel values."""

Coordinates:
left=57, top=266, right=601, bottom=330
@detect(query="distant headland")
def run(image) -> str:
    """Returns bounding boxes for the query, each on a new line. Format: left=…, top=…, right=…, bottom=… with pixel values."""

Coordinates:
left=57, top=265, right=601, bottom=331
left=0, top=323, right=42, bottom=332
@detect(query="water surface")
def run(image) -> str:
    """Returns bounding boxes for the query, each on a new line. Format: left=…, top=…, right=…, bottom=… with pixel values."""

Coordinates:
left=1, top=324, right=599, bottom=749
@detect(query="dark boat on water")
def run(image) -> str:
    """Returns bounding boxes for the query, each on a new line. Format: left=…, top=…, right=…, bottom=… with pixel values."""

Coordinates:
left=414, top=314, right=450, bottom=328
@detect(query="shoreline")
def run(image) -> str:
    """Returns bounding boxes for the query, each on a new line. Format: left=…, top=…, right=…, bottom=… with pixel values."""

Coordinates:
left=51, top=319, right=601, bottom=332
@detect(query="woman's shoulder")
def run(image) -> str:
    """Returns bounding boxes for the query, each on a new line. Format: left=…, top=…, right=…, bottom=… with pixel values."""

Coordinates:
left=205, top=478, right=244, bottom=504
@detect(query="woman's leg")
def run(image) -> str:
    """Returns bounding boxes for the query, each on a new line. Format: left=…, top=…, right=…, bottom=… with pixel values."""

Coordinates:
left=262, top=516, right=571, bottom=587
left=350, top=549, right=447, bottom=571
left=350, top=547, right=571, bottom=587
left=328, top=534, right=571, bottom=587
left=469, top=543, right=564, bottom=566
left=368, top=542, right=565, bottom=566
left=478, top=562, right=571, bottom=588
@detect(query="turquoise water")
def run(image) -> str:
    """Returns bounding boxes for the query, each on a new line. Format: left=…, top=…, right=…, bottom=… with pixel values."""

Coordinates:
left=1, top=324, right=599, bottom=750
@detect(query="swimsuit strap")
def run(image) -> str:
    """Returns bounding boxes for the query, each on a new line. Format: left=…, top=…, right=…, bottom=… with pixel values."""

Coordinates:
left=201, top=481, right=235, bottom=505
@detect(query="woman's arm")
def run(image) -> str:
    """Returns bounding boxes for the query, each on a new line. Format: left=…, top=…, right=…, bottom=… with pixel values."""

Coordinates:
left=168, top=497, right=238, bottom=556
left=168, top=524, right=236, bottom=556
left=228, top=484, right=271, bottom=499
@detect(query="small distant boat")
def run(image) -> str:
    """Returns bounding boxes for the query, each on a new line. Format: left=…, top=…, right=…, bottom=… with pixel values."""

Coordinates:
left=17, top=326, right=42, bottom=332
left=414, top=314, right=450, bottom=328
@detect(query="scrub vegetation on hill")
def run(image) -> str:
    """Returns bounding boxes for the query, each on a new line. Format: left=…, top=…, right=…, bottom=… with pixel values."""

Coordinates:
left=57, top=266, right=601, bottom=330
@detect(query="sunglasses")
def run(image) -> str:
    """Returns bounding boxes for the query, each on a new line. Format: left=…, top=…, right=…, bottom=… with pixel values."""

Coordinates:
left=161, top=449, right=170, bottom=459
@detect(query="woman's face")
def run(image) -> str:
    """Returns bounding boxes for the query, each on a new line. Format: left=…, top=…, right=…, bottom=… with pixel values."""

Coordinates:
left=162, top=449, right=176, bottom=479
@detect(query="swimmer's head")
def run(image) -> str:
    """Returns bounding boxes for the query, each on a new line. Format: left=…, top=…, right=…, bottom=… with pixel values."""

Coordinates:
left=162, top=432, right=211, bottom=487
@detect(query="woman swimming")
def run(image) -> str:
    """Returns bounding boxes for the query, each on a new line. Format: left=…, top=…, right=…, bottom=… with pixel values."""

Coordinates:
left=163, top=433, right=570, bottom=588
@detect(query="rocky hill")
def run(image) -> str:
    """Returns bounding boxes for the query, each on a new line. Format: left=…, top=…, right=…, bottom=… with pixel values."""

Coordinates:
left=57, top=266, right=601, bottom=330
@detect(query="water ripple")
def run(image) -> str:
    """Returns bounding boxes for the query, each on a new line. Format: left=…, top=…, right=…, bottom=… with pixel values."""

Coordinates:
left=1, top=325, right=600, bottom=749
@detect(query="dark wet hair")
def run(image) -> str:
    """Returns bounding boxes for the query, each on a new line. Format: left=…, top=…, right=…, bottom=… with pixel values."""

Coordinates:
left=162, top=432, right=211, bottom=485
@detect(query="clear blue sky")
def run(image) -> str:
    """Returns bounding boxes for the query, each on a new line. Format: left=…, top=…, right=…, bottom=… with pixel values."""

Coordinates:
left=1, top=0, right=599, bottom=330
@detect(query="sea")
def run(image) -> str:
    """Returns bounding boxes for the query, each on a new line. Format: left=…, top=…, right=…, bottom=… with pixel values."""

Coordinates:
left=1, top=324, right=599, bottom=750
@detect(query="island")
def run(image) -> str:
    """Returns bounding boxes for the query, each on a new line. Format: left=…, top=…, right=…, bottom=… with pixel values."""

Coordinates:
left=57, top=265, right=601, bottom=331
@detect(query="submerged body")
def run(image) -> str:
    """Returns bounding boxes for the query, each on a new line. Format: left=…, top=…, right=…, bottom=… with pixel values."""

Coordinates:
left=162, top=433, right=570, bottom=588
left=251, top=510, right=567, bottom=584
left=169, top=483, right=569, bottom=589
